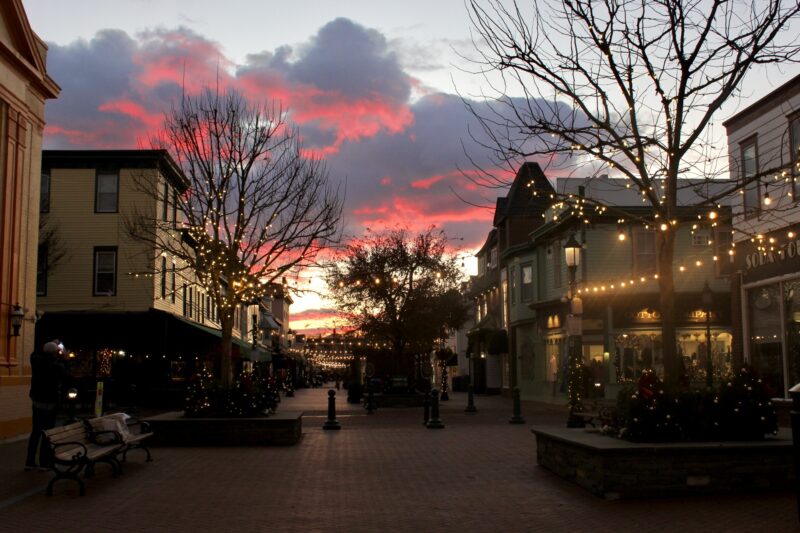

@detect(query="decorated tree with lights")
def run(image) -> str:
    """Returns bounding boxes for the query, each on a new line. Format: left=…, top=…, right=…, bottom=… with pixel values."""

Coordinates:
left=129, top=88, right=343, bottom=387
left=467, top=0, right=800, bottom=385
left=185, top=365, right=216, bottom=417
left=326, top=228, right=470, bottom=384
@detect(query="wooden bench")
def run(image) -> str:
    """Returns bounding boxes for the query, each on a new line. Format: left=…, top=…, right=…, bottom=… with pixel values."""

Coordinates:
left=87, top=414, right=154, bottom=463
left=42, top=421, right=124, bottom=496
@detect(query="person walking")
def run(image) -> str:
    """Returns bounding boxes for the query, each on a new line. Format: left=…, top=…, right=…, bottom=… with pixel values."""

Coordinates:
left=25, top=340, right=69, bottom=471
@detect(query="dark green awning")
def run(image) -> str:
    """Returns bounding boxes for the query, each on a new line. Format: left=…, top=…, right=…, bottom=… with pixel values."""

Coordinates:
left=488, top=330, right=509, bottom=355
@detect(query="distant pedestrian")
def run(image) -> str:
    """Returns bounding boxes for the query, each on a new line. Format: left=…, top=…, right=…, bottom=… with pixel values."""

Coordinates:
left=335, top=375, right=341, bottom=390
left=25, top=340, right=69, bottom=471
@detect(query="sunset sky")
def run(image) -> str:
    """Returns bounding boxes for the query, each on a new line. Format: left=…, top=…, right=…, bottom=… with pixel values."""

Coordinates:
left=23, top=0, right=800, bottom=335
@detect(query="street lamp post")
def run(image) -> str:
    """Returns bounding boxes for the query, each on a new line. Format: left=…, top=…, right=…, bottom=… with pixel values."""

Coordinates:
left=702, top=281, right=713, bottom=389
left=564, top=234, right=584, bottom=428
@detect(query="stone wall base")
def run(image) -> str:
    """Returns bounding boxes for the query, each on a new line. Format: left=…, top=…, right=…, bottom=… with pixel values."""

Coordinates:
left=532, top=426, right=794, bottom=499
left=145, top=411, right=303, bottom=446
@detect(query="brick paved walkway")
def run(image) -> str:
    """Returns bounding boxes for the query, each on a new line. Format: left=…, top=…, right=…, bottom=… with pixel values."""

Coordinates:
left=0, top=386, right=796, bottom=532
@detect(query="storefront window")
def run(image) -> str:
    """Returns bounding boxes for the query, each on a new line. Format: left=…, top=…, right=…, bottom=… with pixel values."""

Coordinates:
left=615, top=333, right=662, bottom=381
left=545, top=338, right=560, bottom=383
left=583, top=344, right=606, bottom=397
left=749, top=285, right=784, bottom=397
left=678, top=331, right=732, bottom=384
left=784, top=281, right=800, bottom=391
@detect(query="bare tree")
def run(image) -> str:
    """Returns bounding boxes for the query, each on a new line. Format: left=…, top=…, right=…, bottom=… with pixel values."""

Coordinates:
left=466, top=0, right=800, bottom=385
left=38, top=216, right=67, bottom=278
left=130, top=88, right=343, bottom=386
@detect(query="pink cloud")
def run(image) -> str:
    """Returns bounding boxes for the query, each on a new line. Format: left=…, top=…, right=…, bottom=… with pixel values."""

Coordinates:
left=411, top=168, right=517, bottom=190
left=98, top=98, right=162, bottom=129
left=410, top=173, right=448, bottom=190
left=352, top=196, right=493, bottom=233
left=135, top=29, right=236, bottom=93
left=289, top=308, right=345, bottom=336
left=44, top=124, right=102, bottom=146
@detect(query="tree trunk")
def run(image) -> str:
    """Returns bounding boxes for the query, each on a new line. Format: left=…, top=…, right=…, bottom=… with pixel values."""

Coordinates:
left=658, top=230, right=679, bottom=386
left=220, top=313, right=234, bottom=388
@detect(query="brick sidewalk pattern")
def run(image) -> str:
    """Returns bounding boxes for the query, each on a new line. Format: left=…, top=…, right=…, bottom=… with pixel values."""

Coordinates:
left=0, top=387, right=796, bottom=532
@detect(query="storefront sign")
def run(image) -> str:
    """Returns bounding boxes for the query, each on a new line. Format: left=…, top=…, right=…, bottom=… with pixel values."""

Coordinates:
left=686, top=309, right=715, bottom=323
left=744, top=240, right=800, bottom=270
left=738, top=223, right=800, bottom=283
left=630, top=309, right=661, bottom=323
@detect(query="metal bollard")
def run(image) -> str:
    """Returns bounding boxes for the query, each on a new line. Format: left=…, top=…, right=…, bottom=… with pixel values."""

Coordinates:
left=366, top=388, right=376, bottom=415
left=509, top=387, right=526, bottom=424
left=426, top=388, right=444, bottom=429
left=323, top=389, right=342, bottom=430
left=465, top=384, right=478, bottom=414
left=790, top=383, right=800, bottom=522
left=423, top=391, right=431, bottom=425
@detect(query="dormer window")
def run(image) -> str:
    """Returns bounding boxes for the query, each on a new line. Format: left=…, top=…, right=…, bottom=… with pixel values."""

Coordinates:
left=478, top=255, right=487, bottom=276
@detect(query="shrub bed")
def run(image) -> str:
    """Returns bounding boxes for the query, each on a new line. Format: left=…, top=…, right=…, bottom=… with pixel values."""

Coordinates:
left=614, top=367, right=778, bottom=442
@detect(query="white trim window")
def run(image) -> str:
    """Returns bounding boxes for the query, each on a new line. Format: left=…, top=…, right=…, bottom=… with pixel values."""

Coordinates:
left=741, top=139, right=759, bottom=219
left=96, top=172, right=119, bottom=213
left=633, top=230, right=656, bottom=274
left=93, top=247, right=117, bottom=296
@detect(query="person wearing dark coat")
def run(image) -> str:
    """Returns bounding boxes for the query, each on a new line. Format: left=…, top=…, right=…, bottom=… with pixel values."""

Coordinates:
left=25, top=340, right=69, bottom=471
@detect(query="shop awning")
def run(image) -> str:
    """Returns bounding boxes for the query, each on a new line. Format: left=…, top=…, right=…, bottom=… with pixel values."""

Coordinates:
left=488, top=330, right=509, bottom=355
left=245, top=346, right=272, bottom=362
left=170, top=312, right=259, bottom=353
left=232, top=336, right=252, bottom=350
left=468, top=313, right=501, bottom=337
left=262, top=315, right=280, bottom=331
left=171, top=313, right=223, bottom=339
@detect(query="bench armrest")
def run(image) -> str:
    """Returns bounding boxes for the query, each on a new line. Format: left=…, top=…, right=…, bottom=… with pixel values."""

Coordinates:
left=51, top=441, right=89, bottom=464
left=127, top=419, right=152, bottom=434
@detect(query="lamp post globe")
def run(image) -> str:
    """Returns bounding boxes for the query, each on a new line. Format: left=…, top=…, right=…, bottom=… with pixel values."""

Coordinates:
left=564, top=234, right=582, bottom=268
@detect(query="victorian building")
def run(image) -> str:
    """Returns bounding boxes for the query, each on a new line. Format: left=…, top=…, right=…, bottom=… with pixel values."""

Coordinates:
left=0, top=0, right=59, bottom=439
left=35, top=150, right=263, bottom=407
left=724, top=72, right=800, bottom=398
left=469, top=162, right=734, bottom=404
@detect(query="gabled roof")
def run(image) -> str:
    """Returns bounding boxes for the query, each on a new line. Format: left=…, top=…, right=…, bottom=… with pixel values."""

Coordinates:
left=475, top=228, right=498, bottom=256
left=493, top=162, right=554, bottom=225
left=0, top=0, right=60, bottom=99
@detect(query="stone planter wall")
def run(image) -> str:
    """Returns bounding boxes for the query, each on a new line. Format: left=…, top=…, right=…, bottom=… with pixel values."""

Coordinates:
left=145, top=411, right=303, bottom=446
left=532, top=426, right=794, bottom=499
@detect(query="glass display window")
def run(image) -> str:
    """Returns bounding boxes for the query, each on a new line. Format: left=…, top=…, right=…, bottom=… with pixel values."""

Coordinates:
left=749, top=284, right=783, bottom=397
left=784, top=281, right=800, bottom=392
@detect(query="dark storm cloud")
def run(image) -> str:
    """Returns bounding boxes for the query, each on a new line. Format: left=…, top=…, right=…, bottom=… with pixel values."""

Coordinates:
left=44, top=29, right=142, bottom=146
left=287, top=17, right=411, bottom=104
